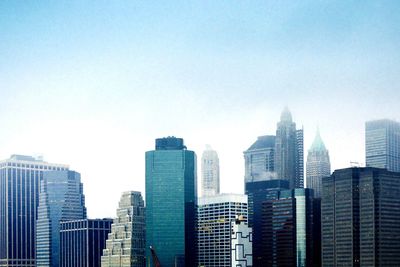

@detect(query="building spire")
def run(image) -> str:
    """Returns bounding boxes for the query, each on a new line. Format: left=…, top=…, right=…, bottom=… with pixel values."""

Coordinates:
left=280, top=106, right=293, bottom=122
left=310, top=128, right=327, bottom=152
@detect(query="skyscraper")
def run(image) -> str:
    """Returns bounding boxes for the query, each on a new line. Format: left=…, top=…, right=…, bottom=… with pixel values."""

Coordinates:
left=60, top=219, right=113, bottom=267
left=244, top=135, right=276, bottom=183
left=231, top=216, right=253, bottom=267
left=365, top=119, right=400, bottom=172
left=0, top=155, right=69, bottom=267
left=321, top=167, right=400, bottom=266
left=306, top=129, right=331, bottom=198
left=36, top=170, right=87, bottom=267
left=275, top=107, right=304, bottom=189
left=145, top=137, right=197, bottom=267
left=101, top=191, right=145, bottom=267
left=201, top=145, right=220, bottom=196
left=197, top=194, right=249, bottom=267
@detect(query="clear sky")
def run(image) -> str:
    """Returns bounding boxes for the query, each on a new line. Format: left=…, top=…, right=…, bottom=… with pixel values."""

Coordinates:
left=1, top=1, right=399, bottom=218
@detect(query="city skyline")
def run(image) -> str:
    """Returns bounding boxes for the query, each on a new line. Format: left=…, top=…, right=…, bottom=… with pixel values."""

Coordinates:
left=1, top=1, right=400, bottom=218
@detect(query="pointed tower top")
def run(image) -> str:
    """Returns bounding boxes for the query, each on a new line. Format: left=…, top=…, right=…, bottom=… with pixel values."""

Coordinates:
left=310, top=128, right=327, bottom=152
left=280, top=106, right=293, bottom=122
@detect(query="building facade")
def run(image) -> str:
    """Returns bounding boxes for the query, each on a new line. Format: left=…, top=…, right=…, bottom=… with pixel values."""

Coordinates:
left=321, top=167, right=400, bottom=267
left=201, top=145, right=220, bottom=197
left=245, top=179, right=289, bottom=267
left=261, top=188, right=319, bottom=267
left=197, top=194, right=249, bottom=267
left=60, top=219, right=112, bottom=267
left=101, top=191, right=145, bottom=267
left=36, top=170, right=87, bottom=267
left=365, top=119, right=400, bottom=172
left=0, top=155, right=69, bottom=267
left=145, top=137, right=197, bottom=267
left=231, top=217, right=253, bottom=267
left=275, top=107, right=304, bottom=189
left=306, top=129, right=331, bottom=198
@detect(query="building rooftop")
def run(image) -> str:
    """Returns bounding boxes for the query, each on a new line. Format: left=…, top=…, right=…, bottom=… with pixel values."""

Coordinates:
left=246, top=135, right=275, bottom=151
left=309, top=129, right=327, bottom=152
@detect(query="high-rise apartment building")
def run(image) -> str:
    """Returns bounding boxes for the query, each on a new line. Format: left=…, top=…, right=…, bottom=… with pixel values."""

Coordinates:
left=244, top=135, right=276, bottom=182
left=306, top=130, right=331, bottom=198
left=261, top=188, right=319, bottom=267
left=145, top=137, right=197, bottom=267
left=365, top=119, right=400, bottom=172
left=36, top=170, right=87, bottom=267
left=201, top=145, right=220, bottom=196
left=197, top=194, right=249, bottom=267
left=60, top=219, right=113, bottom=267
left=245, top=179, right=289, bottom=267
left=321, top=167, right=400, bottom=266
left=0, top=155, right=69, bottom=267
left=101, top=191, right=145, bottom=267
left=275, top=107, right=304, bottom=189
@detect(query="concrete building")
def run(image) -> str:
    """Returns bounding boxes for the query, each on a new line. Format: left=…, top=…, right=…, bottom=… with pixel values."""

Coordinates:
left=306, top=129, right=331, bottom=198
left=365, top=119, right=400, bottom=172
left=145, top=137, right=197, bottom=267
left=197, top=194, right=249, bottom=267
left=0, top=155, right=69, bottom=267
left=60, top=219, right=112, bottom=267
left=101, top=191, right=145, bottom=267
left=201, top=145, right=220, bottom=197
left=321, top=167, right=400, bottom=266
left=231, top=216, right=253, bottom=267
left=36, top=170, right=87, bottom=267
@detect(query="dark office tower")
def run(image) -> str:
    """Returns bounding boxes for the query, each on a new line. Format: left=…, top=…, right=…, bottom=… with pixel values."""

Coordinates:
left=365, top=119, right=400, bottom=172
left=262, top=188, right=318, bottom=267
left=60, top=219, right=112, bottom=267
left=0, top=155, right=68, bottom=267
left=244, top=135, right=276, bottom=182
left=36, top=170, right=87, bottom=267
left=306, top=129, right=331, bottom=198
left=321, top=168, right=400, bottom=267
left=245, top=179, right=289, bottom=267
left=275, top=107, right=304, bottom=189
left=101, top=191, right=145, bottom=267
left=145, top=137, right=197, bottom=267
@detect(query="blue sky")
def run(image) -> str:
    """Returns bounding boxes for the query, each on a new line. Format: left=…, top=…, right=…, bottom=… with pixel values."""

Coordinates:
left=1, top=1, right=399, bottom=217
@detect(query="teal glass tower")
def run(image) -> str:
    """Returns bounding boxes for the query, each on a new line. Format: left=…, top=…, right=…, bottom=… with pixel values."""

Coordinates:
left=145, top=137, right=197, bottom=267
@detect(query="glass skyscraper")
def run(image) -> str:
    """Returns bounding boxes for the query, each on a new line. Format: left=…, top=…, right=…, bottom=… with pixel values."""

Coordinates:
left=145, top=137, right=197, bottom=267
left=321, top=167, right=400, bottom=266
left=306, top=129, right=331, bottom=198
left=36, top=170, right=87, bottom=267
left=101, top=191, right=145, bottom=267
left=365, top=119, right=400, bottom=172
left=0, top=155, right=68, bottom=267
left=201, top=145, right=220, bottom=196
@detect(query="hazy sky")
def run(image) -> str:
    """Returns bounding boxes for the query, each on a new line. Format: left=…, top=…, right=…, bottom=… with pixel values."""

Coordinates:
left=1, top=1, right=399, bottom=218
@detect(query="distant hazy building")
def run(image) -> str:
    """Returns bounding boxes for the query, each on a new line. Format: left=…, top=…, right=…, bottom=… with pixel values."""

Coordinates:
left=101, top=191, right=145, bottom=267
left=306, top=129, right=331, bottom=198
left=275, top=107, right=304, bottom=189
left=145, top=137, right=197, bottom=267
left=261, top=188, right=319, bottom=267
left=245, top=179, right=289, bottom=267
left=201, top=145, right=220, bottom=196
left=197, top=194, right=249, bottom=267
left=60, top=219, right=112, bottom=267
left=36, top=170, right=87, bottom=267
left=0, top=155, right=68, bottom=267
left=244, top=135, right=276, bottom=182
left=231, top=216, right=253, bottom=267
left=365, top=119, right=400, bottom=172
left=321, top=168, right=400, bottom=266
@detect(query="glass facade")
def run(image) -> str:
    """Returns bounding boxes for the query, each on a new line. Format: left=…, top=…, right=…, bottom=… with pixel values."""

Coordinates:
left=145, top=137, right=197, bottom=267
left=0, top=155, right=68, bottom=267
left=36, top=170, right=87, bottom=267
left=60, top=219, right=112, bottom=267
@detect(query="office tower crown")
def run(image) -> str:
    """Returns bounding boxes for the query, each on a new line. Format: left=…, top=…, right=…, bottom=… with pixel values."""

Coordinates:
left=155, top=136, right=186, bottom=150
left=309, top=129, right=327, bottom=152
left=280, top=106, right=293, bottom=122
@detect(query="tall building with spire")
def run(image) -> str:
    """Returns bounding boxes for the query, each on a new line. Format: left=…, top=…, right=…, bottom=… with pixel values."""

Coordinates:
left=306, top=129, right=331, bottom=198
left=36, top=170, right=87, bottom=267
left=275, top=107, right=304, bottom=189
left=201, top=145, right=220, bottom=197
left=101, top=191, right=145, bottom=267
